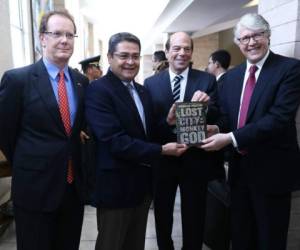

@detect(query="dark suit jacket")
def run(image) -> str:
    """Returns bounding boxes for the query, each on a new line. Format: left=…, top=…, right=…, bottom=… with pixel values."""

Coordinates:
left=144, top=68, right=223, bottom=180
left=217, top=73, right=226, bottom=90
left=218, top=52, right=300, bottom=193
left=0, top=59, right=89, bottom=211
left=85, top=70, right=161, bottom=208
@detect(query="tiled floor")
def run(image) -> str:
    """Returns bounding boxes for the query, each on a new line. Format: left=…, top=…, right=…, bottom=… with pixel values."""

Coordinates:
left=0, top=191, right=210, bottom=250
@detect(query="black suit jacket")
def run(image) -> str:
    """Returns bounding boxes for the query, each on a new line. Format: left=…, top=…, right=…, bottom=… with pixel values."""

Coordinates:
left=144, top=68, right=223, bottom=180
left=219, top=52, right=300, bottom=193
left=85, top=70, right=161, bottom=208
left=0, top=59, right=89, bottom=211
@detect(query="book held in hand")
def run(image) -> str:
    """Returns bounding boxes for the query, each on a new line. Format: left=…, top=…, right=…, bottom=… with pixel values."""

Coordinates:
left=175, top=102, right=207, bottom=145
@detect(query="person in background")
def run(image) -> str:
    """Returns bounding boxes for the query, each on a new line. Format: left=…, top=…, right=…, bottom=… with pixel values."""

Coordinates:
left=0, top=10, right=88, bottom=250
left=152, top=50, right=169, bottom=74
left=79, top=55, right=102, bottom=81
left=204, top=49, right=232, bottom=250
left=85, top=32, right=187, bottom=250
left=144, top=31, right=222, bottom=250
left=201, top=13, right=300, bottom=250
left=207, top=49, right=231, bottom=89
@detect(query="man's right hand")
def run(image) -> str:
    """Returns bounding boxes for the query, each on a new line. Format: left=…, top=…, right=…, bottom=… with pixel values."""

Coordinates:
left=162, top=142, right=187, bottom=156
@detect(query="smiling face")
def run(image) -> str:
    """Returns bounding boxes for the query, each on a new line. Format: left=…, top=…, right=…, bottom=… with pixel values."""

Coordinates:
left=40, top=14, right=75, bottom=68
left=166, top=32, right=193, bottom=74
left=237, top=27, right=270, bottom=64
left=108, top=41, right=140, bottom=82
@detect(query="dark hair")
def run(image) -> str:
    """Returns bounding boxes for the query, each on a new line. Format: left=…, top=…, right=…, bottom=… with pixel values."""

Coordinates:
left=210, top=49, right=231, bottom=70
left=153, top=50, right=167, bottom=62
left=39, top=10, right=77, bottom=34
left=165, top=32, right=194, bottom=51
left=108, top=32, right=141, bottom=55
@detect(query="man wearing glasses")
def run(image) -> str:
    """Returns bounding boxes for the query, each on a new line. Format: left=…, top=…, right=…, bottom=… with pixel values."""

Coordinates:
left=0, top=10, right=88, bottom=250
left=201, top=13, right=300, bottom=250
left=85, top=32, right=187, bottom=250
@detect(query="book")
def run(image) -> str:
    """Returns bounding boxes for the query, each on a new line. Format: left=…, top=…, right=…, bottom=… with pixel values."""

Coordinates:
left=175, top=102, right=207, bottom=145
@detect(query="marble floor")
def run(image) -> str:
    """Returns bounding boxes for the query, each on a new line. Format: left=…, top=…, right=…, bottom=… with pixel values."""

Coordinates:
left=0, top=191, right=210, bottom=250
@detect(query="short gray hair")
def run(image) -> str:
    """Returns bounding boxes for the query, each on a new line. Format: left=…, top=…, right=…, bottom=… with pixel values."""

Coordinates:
left=234, top=13, right=271, bottom=44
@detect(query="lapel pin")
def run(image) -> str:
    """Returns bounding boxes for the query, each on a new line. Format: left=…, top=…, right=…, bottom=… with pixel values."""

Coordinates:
left=77, top=82, right=82, bottom=87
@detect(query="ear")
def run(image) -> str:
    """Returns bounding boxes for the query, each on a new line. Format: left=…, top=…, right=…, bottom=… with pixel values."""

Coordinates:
left=39, top=34, right=46, bottom=48
left=107, top=53, right=113, bottom=64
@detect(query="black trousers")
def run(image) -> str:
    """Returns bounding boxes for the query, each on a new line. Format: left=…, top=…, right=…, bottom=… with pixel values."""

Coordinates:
left=231, top=167, right=291, bottom=250
left=153, top=161, right=208, bottom=250
left=14, top=184, right=84, bottom=250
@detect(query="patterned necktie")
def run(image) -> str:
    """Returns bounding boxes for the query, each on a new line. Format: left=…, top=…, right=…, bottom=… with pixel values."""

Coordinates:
left=172, top=75, right=183, bottom=102
left=238, top=65, right=258, bottom=128
left=58, top=70, right=74, bottom=183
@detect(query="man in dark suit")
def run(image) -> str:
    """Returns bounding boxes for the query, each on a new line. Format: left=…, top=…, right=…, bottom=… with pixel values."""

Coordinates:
left=85, top=32, right=187, bottom=250
left=0, top=10, right=88, bottom=250
left=207, top=49, right=231, bottom=90
left=205, top=49, right=232, bottom=250
left=144, top=31, right=221, bottom=250
left=201, top=13, right=300, bottom=250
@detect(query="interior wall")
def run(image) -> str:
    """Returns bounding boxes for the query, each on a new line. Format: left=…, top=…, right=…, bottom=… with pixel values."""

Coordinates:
left=219, top=28, right=244, bottom=67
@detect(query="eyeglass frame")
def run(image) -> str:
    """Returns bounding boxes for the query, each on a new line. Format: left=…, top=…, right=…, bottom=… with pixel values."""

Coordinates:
left=113, top=53, right=141, bottom=61
left=237, top=31, right=267, bottom=45
left=43, top=31, right=78, bottom=40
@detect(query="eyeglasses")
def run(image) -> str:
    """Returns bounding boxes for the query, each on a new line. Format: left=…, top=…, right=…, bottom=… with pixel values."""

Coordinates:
left=44, top=31, right=78, bottom=40
left=113, top=53, right=141, bottom=61
left=237, top=31, right=266, bottom=45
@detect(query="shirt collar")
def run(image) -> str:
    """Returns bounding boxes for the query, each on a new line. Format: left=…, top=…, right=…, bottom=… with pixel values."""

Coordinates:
left=246, top=49, right=270, bottom=72
left=43, top=57, right=70, bottom=81
left=169, top=67, right=189, bottom=82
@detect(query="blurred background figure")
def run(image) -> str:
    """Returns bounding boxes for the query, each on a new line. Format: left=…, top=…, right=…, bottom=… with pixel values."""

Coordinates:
left=207, top=49, right=231, bottom=89
left=152, top=50, right=169, bottom=74
left=204, top=49, right=232, bottom=250
left=79, top=55, right=102, bottom=81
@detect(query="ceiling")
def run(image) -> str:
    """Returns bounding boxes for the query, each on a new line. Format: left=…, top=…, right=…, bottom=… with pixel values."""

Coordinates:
left=79, top=0, right=258, bottom=53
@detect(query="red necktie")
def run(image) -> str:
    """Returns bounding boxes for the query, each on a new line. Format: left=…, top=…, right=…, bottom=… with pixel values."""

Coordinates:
left=58, top=70, right=74, bottom=184
left=238, top=65, right=258, bottom=128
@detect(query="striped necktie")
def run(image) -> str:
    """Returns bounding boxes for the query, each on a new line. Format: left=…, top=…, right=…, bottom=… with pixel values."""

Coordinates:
left=172, top=75, right=183, bottom=102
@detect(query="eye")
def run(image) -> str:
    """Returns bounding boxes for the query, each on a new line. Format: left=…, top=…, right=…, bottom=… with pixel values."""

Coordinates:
left=66, top=33, right=76, bottom=39
left=53, top=31, right=62, bottom=38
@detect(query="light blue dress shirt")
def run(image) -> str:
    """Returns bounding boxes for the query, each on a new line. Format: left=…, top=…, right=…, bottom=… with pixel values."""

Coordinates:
left=43, top=58, right=77, bottom=126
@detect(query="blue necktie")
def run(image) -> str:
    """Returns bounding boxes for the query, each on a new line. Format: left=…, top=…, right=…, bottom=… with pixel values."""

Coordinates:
left=126, top=83, right=147, bottom=132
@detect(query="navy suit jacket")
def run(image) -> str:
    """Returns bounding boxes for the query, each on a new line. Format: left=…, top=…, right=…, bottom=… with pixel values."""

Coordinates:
left=85, top=70, right=161, bottom=208
left=219, top=52, right=300, bottom=193
left=0, top=59, right=88, bottom=211
left=144, top=68, right=223, bottom=180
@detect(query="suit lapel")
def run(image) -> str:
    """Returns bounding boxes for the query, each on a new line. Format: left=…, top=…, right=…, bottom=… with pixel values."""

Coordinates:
left=69, top=68, right=84, bottom=134
left=247, top=52, right=274, bottom=120
left=159, top=71, right=174, bottom=107
left=184, top=70, right=199, bottom=101
left=231, top=64, right=246, bottom=129
left=32, top=60, right=65, bottom=132
left=108, top=72, right=146, bottom=134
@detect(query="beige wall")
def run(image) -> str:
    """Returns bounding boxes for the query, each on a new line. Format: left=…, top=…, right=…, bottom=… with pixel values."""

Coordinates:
left=192, top=33, right=219, bottom=70
left=192, top=28, right=244, bottom=71
left=219, top=29, right=244, bottom=67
